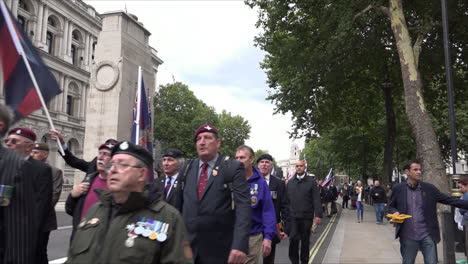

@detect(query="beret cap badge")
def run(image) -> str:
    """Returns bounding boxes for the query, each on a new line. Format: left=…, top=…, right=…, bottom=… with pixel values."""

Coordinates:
left=120, top=141, right=129, bottom=150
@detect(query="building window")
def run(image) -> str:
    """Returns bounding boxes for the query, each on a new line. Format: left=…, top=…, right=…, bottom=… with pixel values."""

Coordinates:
left=46, top=32, right=53, bottom=54
left=18, top=0, right=29, bottom=12
left=17, top=16, right=26, bottom=30
left=66, top=95, right=74, bottom=116
left=92, top=41, right=97, bottom=60
left=71, top=45, right=77, bottom=65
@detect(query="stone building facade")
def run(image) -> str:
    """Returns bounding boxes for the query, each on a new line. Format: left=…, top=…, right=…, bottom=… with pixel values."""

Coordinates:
left=0, top=0, right=162, bottom=193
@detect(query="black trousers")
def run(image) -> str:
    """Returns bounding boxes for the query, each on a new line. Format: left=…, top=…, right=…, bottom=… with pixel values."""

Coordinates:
left=36, top=231, right=51, bottom=264
left=342, top=196, right=349, bottom=208
left=263, top=241, right=277, bottom=264
left=289, top=218, right=313, bottom=264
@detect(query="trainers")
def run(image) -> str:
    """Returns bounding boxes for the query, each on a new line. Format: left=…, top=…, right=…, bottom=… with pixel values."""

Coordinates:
left=456, top=258, right=467, bottom=264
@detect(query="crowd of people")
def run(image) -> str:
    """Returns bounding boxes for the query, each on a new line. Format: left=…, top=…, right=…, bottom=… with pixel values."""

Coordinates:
left=2, top=101, right=468, bottom=264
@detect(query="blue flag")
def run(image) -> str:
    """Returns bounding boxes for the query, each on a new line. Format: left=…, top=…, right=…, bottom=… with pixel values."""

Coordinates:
left=131, top=67, right=153, bottom=153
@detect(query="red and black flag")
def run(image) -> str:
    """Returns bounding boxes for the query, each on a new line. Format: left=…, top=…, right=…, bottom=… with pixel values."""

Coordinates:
left=0, top=2, right=61, bottom=122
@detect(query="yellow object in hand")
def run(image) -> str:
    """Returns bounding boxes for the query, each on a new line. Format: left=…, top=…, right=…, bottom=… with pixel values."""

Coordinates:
left=386, top=213, right=412, bottom=223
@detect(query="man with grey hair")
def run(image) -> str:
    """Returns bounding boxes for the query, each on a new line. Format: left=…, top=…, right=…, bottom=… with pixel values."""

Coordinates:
left=0, top=105, right=44, bottom=263
left=154, top=149, right=185, bottom=211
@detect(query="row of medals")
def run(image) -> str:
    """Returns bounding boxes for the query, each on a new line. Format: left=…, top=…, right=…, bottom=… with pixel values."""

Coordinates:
left=125, top=220, right=169, bottom=247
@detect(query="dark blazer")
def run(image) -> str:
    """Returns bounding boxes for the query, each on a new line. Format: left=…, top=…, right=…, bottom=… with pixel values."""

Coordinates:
left=182, top=155, right=251, bottom=263
left=60, top=148, right=97, bottom=174
left=286, top=175, right=323, bottom=220
left=0, top=147, right=38, bottom=264
left=46, top=166, right=63, bottom=231
left=154, top=173, right=183, bottom=212
left=389, top=182, right=468, bottom=243
left=268, top=175, right=290, bottom=242
left=26, top=157, right=53, bottom=232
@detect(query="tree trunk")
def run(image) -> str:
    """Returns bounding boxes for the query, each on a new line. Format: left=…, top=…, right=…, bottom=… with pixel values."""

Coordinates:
left=388, top=0, right=448, bottom=192
left=382, top=83, right=396, bottom=185
left=361, top=137, right=368, bottom=184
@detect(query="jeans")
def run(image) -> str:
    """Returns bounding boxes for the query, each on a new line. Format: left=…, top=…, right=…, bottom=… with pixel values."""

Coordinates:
left=400, top=236, right=437, bottom=264
left=356, top=201, right=364, bottom=219
left=374, top=203, right=385, bottom=222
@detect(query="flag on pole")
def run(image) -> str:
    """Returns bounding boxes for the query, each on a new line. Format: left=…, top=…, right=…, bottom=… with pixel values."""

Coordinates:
left=321, top=168, right=334, bottom=187
left=302, top=152, right=308, bottom=172
left=131, top=66, right=153, bottom=153
left=0, top=2, right=61, bottom=122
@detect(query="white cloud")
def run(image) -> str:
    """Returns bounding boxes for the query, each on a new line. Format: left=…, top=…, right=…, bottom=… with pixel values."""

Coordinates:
left=86, top=0, right=304, bottom=160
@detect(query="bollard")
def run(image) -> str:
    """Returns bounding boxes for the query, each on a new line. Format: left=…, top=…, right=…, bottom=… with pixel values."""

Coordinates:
left=442, top=211, right=456, bottom=264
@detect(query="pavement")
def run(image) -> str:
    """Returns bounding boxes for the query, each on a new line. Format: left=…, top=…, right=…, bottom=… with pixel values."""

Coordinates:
left=321, top=201, right=466, bottom=264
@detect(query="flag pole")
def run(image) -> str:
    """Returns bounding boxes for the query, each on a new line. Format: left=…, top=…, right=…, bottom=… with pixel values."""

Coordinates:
left=1, top=2, right=65, bottom=155
left=135, top=66, right=142, bottom=144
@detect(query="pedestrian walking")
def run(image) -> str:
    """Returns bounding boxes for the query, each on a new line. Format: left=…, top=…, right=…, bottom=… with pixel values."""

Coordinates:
left=286, top=160, right=322, bottom=264
left=236, top=146, right=276, bottom=264
left=355, top=180, right=364, bottom=222
left=370, top=180, right=387, bottom=224
left=257, top=154, right=290, bottom=264
left=341, top=183, right=350, bottom=209
left=31, top=143, right=64, bottom=263
left=182, top=124, right=251, bottom=263
left=66, top=141, right=191, bottom=263
left=153, top=149, right=185, bottom=211
left=456, top=177, right=468, bottom=264
left=389, top=160, right=468, bottom=264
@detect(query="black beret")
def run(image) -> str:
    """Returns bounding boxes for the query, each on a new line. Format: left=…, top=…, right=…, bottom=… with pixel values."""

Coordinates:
left=257, top=154, right=274, bottom=164
left=111, top=141, right=153, bottom=169
left=163, top=149, right=184, bottom=159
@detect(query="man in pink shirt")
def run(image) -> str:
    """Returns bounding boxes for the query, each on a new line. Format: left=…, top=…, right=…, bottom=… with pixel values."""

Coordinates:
left=65, top=140, right=116, bottom=238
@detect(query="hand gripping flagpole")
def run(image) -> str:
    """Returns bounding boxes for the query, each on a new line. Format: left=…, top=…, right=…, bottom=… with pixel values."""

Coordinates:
left=1, top=1, right=65, bottom=155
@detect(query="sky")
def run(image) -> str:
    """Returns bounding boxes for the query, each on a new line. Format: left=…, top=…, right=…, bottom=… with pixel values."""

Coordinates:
left=86, top=0, right=304, bottom=160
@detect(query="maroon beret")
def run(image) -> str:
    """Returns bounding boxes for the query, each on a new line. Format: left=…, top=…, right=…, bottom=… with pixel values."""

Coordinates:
left=194, top=124, right=218, bottom=141
left=98, top=139, right=118, bottom=151
left=8, top=127, right=37, bottom=141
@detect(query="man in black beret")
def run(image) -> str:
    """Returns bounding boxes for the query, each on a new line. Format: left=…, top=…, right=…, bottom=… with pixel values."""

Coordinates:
left=153, top=149, right=185, bottom=211
left=67, top=141, right=192, bottom=264
left=183, top=124, right=251, bottom=264
left=257, top=154, right=290, bottom=264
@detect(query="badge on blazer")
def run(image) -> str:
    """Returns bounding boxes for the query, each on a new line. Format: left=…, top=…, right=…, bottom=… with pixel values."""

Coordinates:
left=251, top=196, right=258, bottom=206
left=212, top=166, right=219, bottom=177
left=78, top=218, right=86, bottom=228
left=271, top=191, right=278, bottom=199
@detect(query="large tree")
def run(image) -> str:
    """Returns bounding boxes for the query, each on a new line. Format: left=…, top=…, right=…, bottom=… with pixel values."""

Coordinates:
left=246, top=0, right=468, bottom=190
left=154, top=82, right=251, bottom=158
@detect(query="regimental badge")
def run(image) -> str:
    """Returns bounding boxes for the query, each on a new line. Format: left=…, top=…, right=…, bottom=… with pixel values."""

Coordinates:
left=78, top=218, right=86, bottom=228
left=204, top=125, right=212, bottom=130
left=173, top=181, right=178, bottom=189
left=271, top=191, right=277, bottom=199
left=212, top=166, right=219, bottom=177
left=88, top=218, right=99, bottom=225
left=120, top=141, right=129, bottom=150
left=15, top=129, right=21, bottom=134
left=251, top=196, right=258, bottom=206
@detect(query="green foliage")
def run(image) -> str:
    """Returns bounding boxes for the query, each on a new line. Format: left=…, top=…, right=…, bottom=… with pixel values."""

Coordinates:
left=154, top=82, right=251, bottom=158
left=246, top=0, right=468, bottom=179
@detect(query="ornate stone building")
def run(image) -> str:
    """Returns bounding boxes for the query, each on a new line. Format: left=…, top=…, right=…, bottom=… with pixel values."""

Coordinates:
left=277, top=143, right=302, bottom=178
left=0, top=0, right=163, bottom=192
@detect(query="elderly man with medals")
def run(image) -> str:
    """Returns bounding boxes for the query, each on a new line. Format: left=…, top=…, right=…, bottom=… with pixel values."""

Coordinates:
left=66, top=141, right=191, bottom=264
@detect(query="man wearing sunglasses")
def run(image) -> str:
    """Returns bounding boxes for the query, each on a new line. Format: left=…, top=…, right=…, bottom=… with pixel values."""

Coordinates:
left=5, top=127, right=53, bottom=264
left=66, top=141, right=192, bottom=264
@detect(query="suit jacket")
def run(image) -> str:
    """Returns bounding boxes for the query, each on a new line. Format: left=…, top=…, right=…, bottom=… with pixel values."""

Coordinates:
left=268, top=175, right=290, bottom=243
left=389, top=182, right=468, bottom=243
left=0, top=147, right=38, bottom=264
left=45, top=166, right=63, bottom=231
left=182, top=155, right=251, bottom=263
left=60, top=148, right=97, bottom=174
left=26, top=157, right=53, bottom=233
left=154, top=173, right=183, bottom=212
